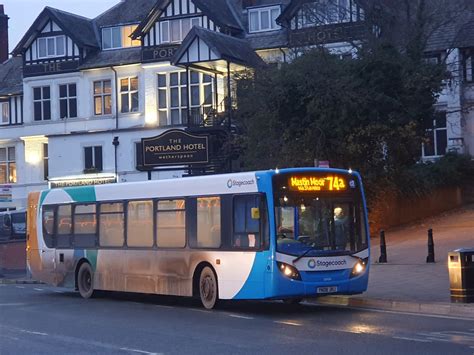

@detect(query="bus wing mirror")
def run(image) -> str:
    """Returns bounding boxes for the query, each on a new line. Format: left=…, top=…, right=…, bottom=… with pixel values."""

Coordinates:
left=251, top=208, right=260, bottom=219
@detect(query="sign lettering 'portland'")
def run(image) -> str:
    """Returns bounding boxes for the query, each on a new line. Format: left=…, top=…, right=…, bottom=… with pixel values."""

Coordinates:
left=142, top=130, right=209, bottom=167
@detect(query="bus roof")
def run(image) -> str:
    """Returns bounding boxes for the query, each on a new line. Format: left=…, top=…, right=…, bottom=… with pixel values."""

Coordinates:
left=38, top=168, right=358, bottom=205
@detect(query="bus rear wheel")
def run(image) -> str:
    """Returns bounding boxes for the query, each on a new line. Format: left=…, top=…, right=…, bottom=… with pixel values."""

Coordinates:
left=199, top=266, right=218, bottom=309
left=77, top=262, right=94, bottom=299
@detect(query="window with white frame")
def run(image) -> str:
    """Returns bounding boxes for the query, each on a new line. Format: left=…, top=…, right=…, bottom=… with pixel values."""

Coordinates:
left=33, top=86, right=51, bottom=121
left=423, top=112, right=447, bottom=158
left=157, top=71, right=214, bottom=126
left=160, top=17, right=201, bottom=44
left=37, top=35, right=65, bottom=58
left=93, top=80, right=112, bottom=116
left=0, top=102, right=9, bottom=125
left=0, top=147, right=16, bottom=184
left=120, top=77, right=139, bottom=113
left=296, top=0, right=361, bottom=28
left=59, top=84, right=77, bottom=119
left=102, top=25, right=141, bottom=50
left=84, top=146, right=103, bottom=172
left=463, top=49, right=473, bottom=82
left=248, top=6, right=281, bottom=33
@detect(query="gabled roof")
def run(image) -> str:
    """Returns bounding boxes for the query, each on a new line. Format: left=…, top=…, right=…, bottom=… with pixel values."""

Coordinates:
left=0, top=57, right=23, bottom=96
left=132, top=0, right=243, bottom=39
left=172, top=26, right=265, bottom=68
left=276, top=0, right=311, bottom=25
left=94, top=0, right=157, bottom=27
left=12, top=7, right=98, bottom=56
left=424, top=9, right=474, bottom=51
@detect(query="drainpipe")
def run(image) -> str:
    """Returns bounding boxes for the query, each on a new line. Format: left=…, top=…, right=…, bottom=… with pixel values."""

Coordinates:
left=110, top=66, right=119, bottom=130
left=279, top=48, right=287, bottom=63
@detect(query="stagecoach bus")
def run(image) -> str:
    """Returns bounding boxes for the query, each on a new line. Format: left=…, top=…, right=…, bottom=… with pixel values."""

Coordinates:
left=27, top=168, right=370, bottom=309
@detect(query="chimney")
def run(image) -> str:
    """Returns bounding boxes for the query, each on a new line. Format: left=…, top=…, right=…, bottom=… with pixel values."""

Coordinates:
left=0, top=5, right=9, bottom=63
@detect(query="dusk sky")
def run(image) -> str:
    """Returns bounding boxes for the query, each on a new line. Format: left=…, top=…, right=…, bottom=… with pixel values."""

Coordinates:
left=3, top=0, right=122, bottom=52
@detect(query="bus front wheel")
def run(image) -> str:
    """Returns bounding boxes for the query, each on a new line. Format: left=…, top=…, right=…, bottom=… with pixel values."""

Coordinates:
left=199, top=266, right=218, bottom=309
left=77, top=262, right=94, bottom=299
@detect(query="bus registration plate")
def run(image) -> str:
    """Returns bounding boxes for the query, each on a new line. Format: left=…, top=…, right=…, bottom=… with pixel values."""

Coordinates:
left=317, top=286, right=337, bottom=294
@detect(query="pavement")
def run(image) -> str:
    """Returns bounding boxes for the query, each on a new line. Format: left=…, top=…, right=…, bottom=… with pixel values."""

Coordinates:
left=1, top=204, right=473, bottom=319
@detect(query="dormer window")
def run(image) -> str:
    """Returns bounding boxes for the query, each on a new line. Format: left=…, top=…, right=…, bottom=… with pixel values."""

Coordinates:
left=159, top=17, right=201, bottom=44
left=102, top=25, right=140, bottom=50
left=37, top=35, right=65, bottom=58
left=248, top=6, right=281, bottom=33
left=296, top=0, right=364, bottom=28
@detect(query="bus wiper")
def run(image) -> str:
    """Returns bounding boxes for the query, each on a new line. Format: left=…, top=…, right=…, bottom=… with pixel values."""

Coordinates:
left=293, top=245, right=316, bottom=264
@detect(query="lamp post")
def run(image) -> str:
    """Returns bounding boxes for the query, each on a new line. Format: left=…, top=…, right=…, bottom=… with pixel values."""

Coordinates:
left=113, top=136, right=120, bottom=183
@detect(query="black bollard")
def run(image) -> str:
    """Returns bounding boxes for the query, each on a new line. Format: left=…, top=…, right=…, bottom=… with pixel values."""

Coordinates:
left=426, top=228, right=435, bottom=263
left=379, top=230, right=387, bottom=263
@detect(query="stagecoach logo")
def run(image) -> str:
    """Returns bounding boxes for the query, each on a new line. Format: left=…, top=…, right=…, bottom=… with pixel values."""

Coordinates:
left=308, top=259, right=316, bottom=269
left=226, top=178, right=255, bottom=189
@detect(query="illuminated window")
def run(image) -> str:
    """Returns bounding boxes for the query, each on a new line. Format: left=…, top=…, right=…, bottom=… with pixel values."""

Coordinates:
left=120, top=77, right=139, bottom=113
left=157, top=200, right=186, bottom=248
left=127, top=200, right=153, bottom=247
left=93, top=80, right=112, bottom=116
left=157, top=71, right=214, bottom=126
left=102, top=25, right=140, bottom=50
left=197, top=197, right=221, bottom=248
left=59, top=83, right=77, bottom=119
left=0, top=147, right=16, bottom=184
left=74, top=204, right=97, bottom=248
left=33, top=86, right=51, bottom=121
left=248, top=6, right=281, bottom=33
left=99, top=203, right=124, bottom=247
left=423, top=112, right=447, bottom=157
left=0, top=102, right=9, bottom=124
left=37, top=35, right=65, bottom=58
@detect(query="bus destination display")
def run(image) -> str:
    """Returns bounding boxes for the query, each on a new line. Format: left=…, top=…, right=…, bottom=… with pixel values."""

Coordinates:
left=288, top=175, right=347, bottom=192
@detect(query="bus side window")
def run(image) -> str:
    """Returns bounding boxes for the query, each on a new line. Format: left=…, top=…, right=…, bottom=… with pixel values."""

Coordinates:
left=232, top=195, right=261, bottom=249
left=196, top=197, right=221, bottom=248
left=56, top=205, right=72, bottom=248
left=42, top=206, right=55, bottom=248
left=73, top=204, right=97, bottom=248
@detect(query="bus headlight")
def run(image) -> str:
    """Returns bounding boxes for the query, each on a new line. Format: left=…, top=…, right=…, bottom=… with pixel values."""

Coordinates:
left=350, top=259, right=367, bottom=278
left=277, top=262, right=301, bottom=281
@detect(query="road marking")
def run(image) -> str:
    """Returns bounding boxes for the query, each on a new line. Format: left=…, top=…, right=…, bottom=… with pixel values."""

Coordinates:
left=393, top=336, right=432, bottom=343
left=228, top=314, right=254, bottom=320
left=330, top=304, right=474, bottom=321
left=155, top=305, right=174, bottom=309
left=119, top=347, right=161, bottom=355
left=53, top=290, right=64, bottom=293
left=15, top=286, right=25, bottom=289
left=19, top=329, right=48, bottom=336
left=33, top=288, right=44, bottom=291
left=274, top=320, right=302, bottom=326
left=188, top=308, right=211, bottom=313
